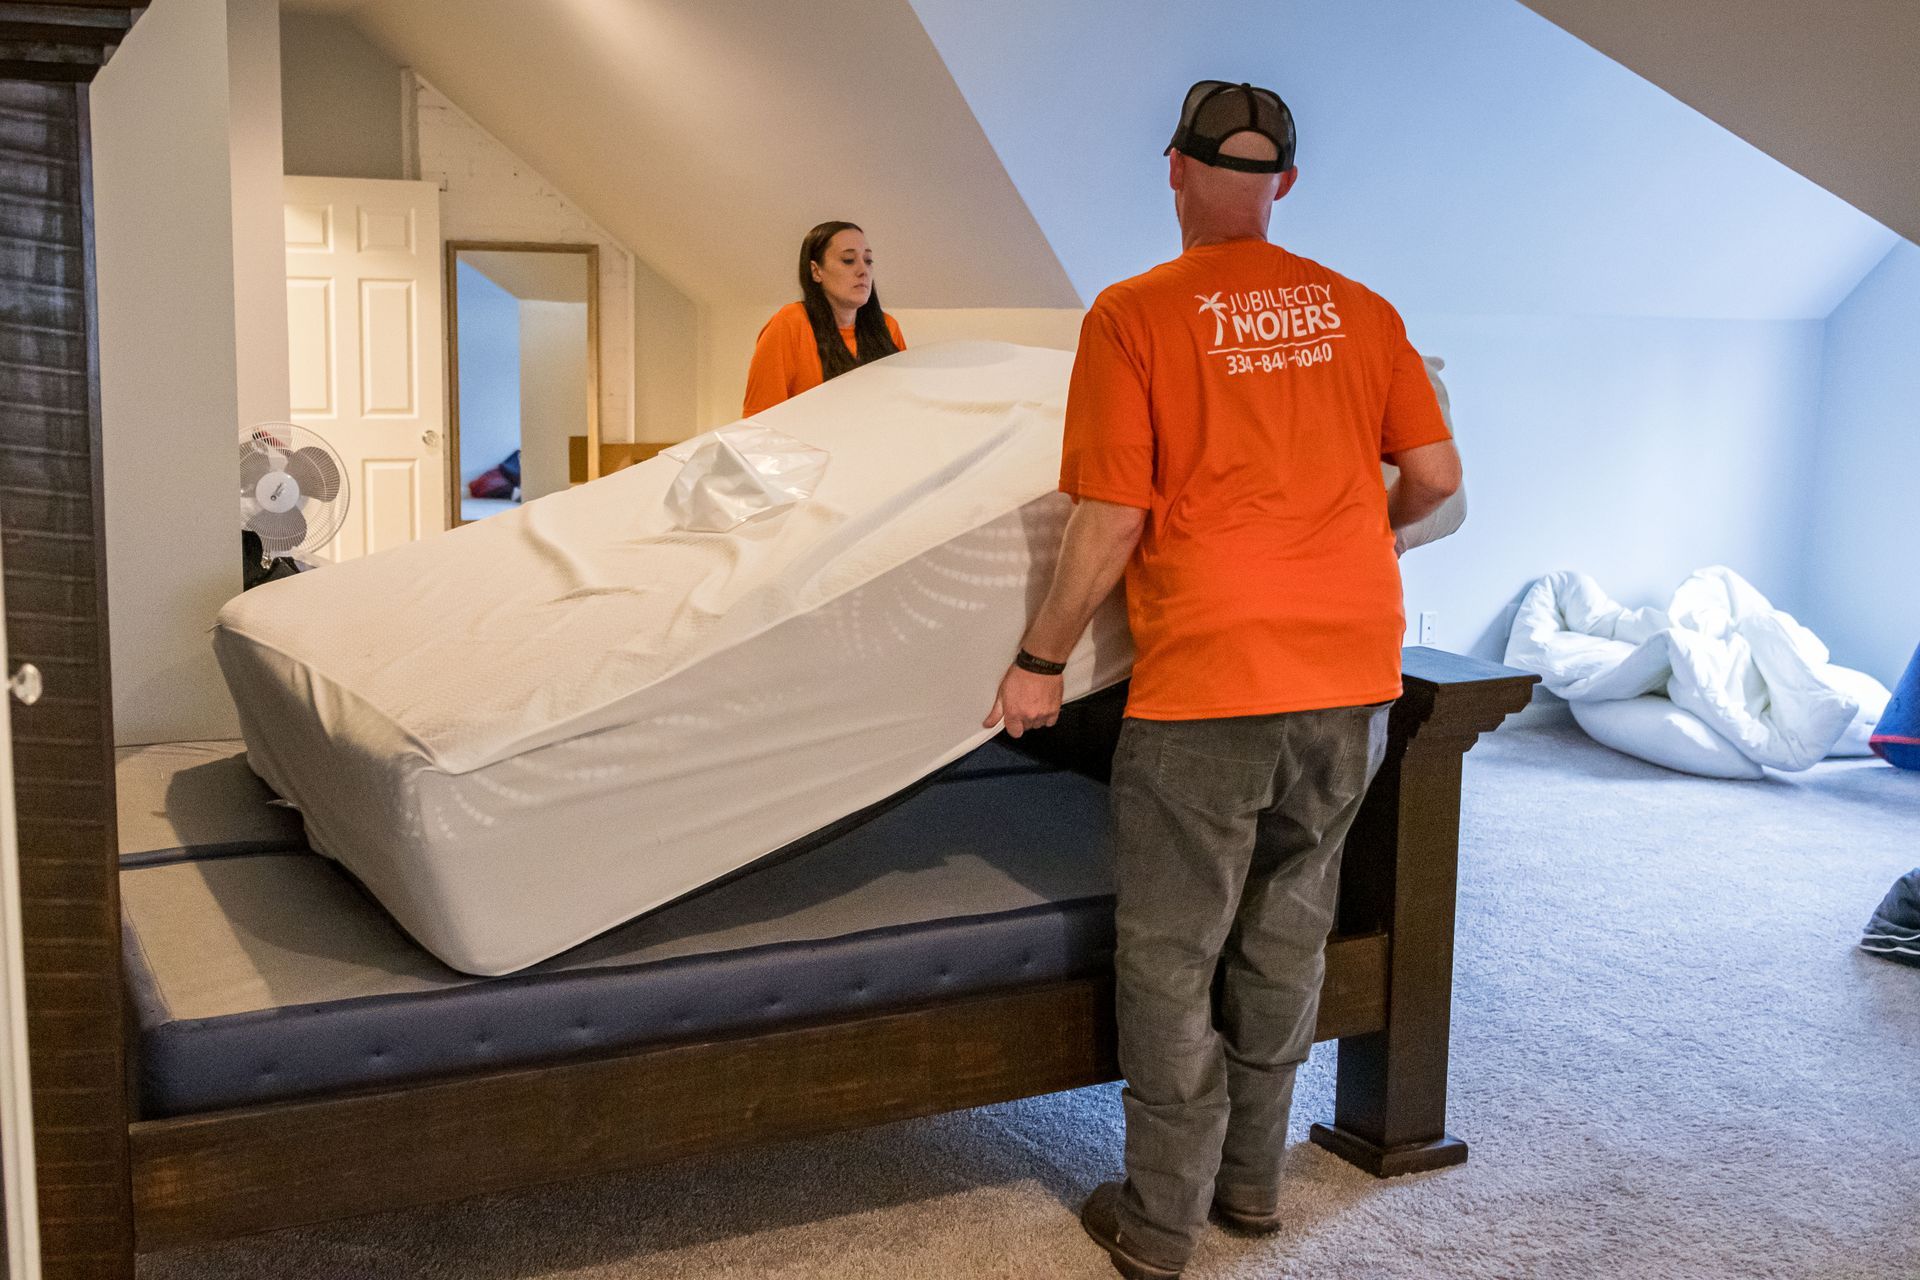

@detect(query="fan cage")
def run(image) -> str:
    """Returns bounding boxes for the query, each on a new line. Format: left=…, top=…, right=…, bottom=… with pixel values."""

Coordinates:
left=239, top=423, right=351, bottom=559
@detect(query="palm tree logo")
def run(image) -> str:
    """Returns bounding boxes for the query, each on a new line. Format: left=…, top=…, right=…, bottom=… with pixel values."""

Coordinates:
left=1196, top=293, right=1228, bottom=346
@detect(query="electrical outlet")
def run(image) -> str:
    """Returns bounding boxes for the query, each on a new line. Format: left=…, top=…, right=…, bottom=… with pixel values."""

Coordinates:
left=1419, top=611, right=1438, bottom=645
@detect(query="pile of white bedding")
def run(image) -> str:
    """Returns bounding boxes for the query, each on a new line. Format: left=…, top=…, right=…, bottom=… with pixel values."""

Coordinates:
left=1505, top=568, right=1889, bottom=778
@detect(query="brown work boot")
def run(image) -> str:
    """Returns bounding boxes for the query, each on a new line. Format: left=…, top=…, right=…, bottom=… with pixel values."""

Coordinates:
left=1209, top=1189, right=1284, bottom=1236
left=1079, top=1181, right=1184, bottom=1280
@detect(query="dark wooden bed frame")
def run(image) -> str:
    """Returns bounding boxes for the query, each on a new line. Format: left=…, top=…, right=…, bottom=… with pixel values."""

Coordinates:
left=0, top=28, right=1537, bottom=1276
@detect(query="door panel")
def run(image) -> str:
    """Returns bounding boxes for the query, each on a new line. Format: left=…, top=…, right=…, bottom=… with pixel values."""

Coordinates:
left=285, top=278, right=333, bottom=416
left=363, top=458, right=422, bottom=555
left=284, top=176, right=445, bottom=563
left=359, top=279, right=416, bottom=417
left=283, top=201, right=331, bottom=251
left=357, top=206, right=413, bottom=254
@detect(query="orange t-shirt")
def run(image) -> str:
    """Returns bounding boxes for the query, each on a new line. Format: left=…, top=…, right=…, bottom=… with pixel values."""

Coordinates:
left=1059, top=238, right=1450, bottom=720
left=742, top=301, right=906, bottom=416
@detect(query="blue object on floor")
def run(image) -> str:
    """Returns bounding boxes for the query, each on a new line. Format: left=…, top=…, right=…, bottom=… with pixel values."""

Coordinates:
left=1862, top=869, right=1920, bottom=968
left=1871, top=644, right=1920, bottom=770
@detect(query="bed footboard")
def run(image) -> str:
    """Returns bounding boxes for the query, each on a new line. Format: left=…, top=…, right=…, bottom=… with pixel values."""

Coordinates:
left=1007, top=646, right=1538, bottom=1177
left=1309, top=647, right=1537, bottom=1174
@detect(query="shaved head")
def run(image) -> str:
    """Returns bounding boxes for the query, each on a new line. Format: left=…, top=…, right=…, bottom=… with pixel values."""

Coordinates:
left=1219, top=130, right=1281, bottom=164
left=1170, top=131, right=1297, bottom=248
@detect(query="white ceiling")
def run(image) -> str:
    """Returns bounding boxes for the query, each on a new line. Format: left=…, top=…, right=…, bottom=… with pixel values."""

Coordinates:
left=299, top=0, right=1079, bottom=310
left=1517, top=0, right=1920, bottom=251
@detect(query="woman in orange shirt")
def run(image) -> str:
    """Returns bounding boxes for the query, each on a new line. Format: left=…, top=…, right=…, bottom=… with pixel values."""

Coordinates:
left=742, top=220, right=906, bottom=416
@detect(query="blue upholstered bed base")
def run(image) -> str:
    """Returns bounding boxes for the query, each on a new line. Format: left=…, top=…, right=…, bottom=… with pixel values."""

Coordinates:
left=122, top=742, right=1118, bottom=1117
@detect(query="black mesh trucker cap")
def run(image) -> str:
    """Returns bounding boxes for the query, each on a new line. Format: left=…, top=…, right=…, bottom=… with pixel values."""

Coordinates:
left=1165, top=80, right=1296, bottom=173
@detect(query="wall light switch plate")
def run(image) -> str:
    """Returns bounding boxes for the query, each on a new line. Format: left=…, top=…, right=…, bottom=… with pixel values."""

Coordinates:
left=1419, top=611, right=1438, bottom=645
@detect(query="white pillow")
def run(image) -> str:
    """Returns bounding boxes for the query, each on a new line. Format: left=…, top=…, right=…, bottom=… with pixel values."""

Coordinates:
left=1819, top=664, right=1893, bottom=758
left=1570, top=696, right=1765, bottom=779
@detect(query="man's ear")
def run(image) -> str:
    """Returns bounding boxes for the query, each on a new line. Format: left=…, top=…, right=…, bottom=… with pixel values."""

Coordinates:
left=1274, top=166, right=1299, bottom=203
left=1168, top=152, right=1185, bottom=192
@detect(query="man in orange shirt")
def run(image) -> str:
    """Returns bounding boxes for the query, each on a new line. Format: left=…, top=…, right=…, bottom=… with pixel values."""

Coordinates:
left=984, top=81, right=1461, bottom=1279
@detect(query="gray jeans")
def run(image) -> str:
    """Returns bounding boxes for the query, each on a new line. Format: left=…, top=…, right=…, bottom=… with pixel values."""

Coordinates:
left=1109, top=703, right=1390, bottom=1265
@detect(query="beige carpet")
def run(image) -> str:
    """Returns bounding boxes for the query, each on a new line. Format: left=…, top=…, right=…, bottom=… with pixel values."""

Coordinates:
left=140, top=709, right=1920, bottom=1279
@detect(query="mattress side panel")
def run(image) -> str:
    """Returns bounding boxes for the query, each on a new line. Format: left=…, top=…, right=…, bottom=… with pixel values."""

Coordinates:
left=212, top=623, right=473, bottom=962
left=396, top=499, right=1133, bottom=975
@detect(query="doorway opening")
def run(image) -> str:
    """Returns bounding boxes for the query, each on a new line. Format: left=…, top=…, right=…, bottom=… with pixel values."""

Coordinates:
left=445, top=242, right=600, bottom=524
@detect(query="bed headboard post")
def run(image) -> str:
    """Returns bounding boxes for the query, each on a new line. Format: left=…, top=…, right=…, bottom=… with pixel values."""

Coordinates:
left=1, top=21, right=145, bottom=1276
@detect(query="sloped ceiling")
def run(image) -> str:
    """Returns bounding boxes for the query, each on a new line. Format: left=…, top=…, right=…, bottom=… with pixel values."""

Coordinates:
left=909, top=0, right=1896, bottom=319
left=1517, top=0, right=1920, bottom=251
left=295, top=0, right=1079, bottom=309
left=290, top=0, right=1898, bottom=320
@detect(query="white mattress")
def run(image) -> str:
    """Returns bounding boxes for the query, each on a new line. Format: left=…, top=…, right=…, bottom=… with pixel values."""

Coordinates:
left=215, top=342, right=1135, bottom=975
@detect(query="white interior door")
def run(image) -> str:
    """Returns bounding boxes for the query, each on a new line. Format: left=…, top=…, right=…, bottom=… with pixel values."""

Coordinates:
left=284, top=176, right=446, bottom=561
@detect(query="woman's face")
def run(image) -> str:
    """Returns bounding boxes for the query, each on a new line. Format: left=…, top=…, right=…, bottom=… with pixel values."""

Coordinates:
left=811, top=229, right=873, bottom=319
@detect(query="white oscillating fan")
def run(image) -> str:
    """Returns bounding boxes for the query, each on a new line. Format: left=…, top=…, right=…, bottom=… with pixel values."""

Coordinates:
left=239, top=423, right=349, bottom=566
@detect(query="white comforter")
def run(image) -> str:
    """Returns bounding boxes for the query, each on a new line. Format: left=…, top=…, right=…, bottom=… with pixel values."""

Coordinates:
left=1505, top=568, right=1882, bottom=772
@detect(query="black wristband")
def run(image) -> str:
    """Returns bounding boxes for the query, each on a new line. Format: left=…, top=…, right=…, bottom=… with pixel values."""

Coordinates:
left=1014, top=648, right=1067, bottom=676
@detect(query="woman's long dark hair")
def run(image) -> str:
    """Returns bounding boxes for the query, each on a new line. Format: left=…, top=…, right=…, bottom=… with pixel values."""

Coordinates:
left=798, top=220, right=899, bottom=381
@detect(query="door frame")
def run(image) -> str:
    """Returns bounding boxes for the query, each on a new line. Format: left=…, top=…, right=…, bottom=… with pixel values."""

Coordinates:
left=443, top=241, right=602, bottom=526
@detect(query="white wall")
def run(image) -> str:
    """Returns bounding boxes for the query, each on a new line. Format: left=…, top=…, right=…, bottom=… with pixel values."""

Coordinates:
left=1804, top=241, right=1920, bottom=685
left=226, top=0, right=290, bottom=445
left=1399, top=314, right=1827, bottom=661
left=93, top=0, right=289, bottom=744
left=518, top=301, right=588, bottom=501
left=696, top=302, right=773, bottom=429
left=280, top=10, right=404, bottom=180
left=891, top=308, right=1086, bottom=353
left=633, top=255, right=698, bottom=442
